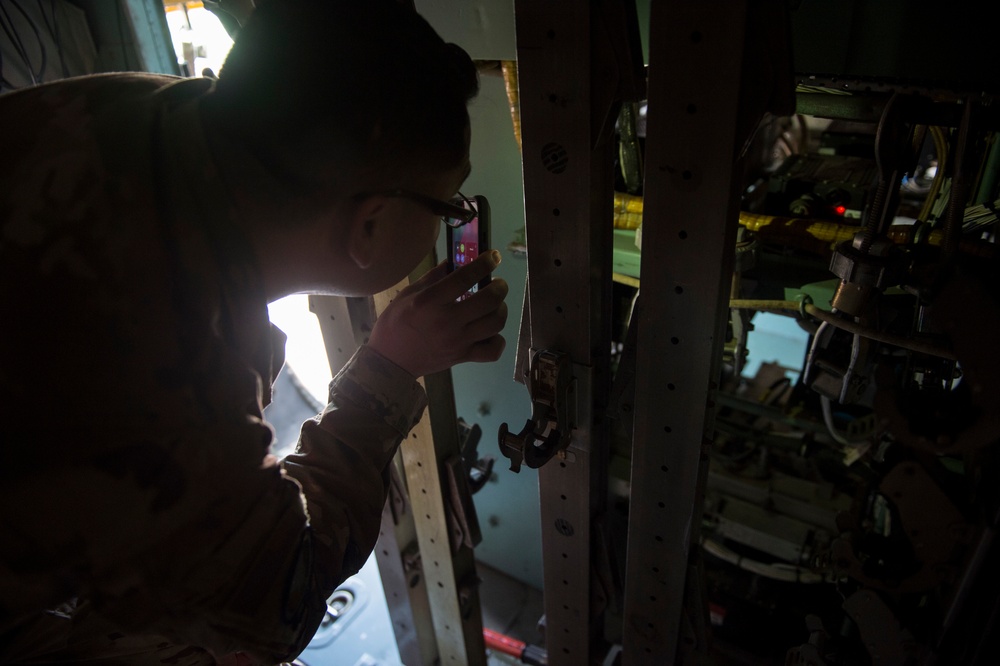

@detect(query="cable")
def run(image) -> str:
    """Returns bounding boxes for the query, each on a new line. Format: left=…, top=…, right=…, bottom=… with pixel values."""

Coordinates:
left=0, top=22, right=6, bottom=89
left=701, top=537, right=832, bottom=584
left=0, top=9, right=17, bottom=90
left=730, top=298, right=803, bottom=314
left=0, top=1, right=36, bottom=84
left=919, top=126, right=948, bottom=223
left=37, top=0, right=68, bottom=78
left=726, top=298, right=957, bottom=361
left=484, top=628, right=547, bottom=665
left=0, top=0, right=56, bottom=85
left=804, top=303, right=957, bottom=361
left=9, top=0, right=45, bottom=81
left=484, top=628, right=525, bottom=659
left=115, top=0, right=131, bottom=71
left=500, top=61, right=521, bottom=151
left=820, top=395, right=870, bottom=448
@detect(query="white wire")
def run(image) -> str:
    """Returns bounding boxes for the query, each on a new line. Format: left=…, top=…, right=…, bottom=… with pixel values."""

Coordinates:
left=820, top=395, right=870, bottom=448
left=701, top=538, right=831, bottom=584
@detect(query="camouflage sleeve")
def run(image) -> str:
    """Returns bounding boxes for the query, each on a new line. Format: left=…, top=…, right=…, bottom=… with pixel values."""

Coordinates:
left=93, top=345, right=423, bottom=663
left=281, top=344, right=427, bottom=591
left=164, top=343, right=428, bottom=662
left=1, top=334, right=424, bottom=663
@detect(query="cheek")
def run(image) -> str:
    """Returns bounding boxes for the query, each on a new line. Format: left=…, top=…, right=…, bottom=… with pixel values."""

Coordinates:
left=413, top=218, right=440, bottom=260
left=396, top=218, right=440, bottom=273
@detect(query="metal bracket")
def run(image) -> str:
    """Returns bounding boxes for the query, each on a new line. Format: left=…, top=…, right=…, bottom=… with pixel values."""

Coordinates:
left=457, top=418, right=494, bottom=494
left=498, top=350, right=575, bottom=472
left=443, top=456, right=482, bottom=553
left=803, top=320, right=874, bottom=405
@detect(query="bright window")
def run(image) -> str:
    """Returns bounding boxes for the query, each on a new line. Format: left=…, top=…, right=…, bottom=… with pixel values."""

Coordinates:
left=163, top=2, right=234, bottom=78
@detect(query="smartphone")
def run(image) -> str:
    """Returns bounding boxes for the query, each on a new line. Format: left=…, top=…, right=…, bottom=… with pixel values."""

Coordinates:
left=446, top=194, right=491, bottom=301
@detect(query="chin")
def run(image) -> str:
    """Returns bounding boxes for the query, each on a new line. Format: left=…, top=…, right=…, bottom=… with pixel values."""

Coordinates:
left=309, top=286, right=377, bottom=298
left=312, top=273, right=406, bottom=298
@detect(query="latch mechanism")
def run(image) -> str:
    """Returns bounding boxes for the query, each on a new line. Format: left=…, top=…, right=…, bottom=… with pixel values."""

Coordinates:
left=498, top=350, right=574, bottom=472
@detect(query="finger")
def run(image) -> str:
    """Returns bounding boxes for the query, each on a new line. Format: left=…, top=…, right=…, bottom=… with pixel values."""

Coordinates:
left=431, top=250, right=502, bottom=304
left=453, top=278, right=509, bottom=323
left=409, top=260, right=450, bottom=289
left=463, top=301, right=508, bottom=342
left=462, top=334, right=506, bottom=364
left=399, top=260, right=449, bottom=302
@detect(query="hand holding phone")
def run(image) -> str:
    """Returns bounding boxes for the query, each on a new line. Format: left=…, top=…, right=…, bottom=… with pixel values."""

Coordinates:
left=368, top=248, right=508, bottom=378
left=447, top=194, right=491, bottom=301
left=367, top=194, right=504, bottom=377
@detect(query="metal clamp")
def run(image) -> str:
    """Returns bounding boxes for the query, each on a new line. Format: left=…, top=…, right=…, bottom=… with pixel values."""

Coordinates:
left=457, top=418, right=494, bottom=494
left=444, top=455, right=483, bottom=553
left=498, top=350, right=575, bottom=472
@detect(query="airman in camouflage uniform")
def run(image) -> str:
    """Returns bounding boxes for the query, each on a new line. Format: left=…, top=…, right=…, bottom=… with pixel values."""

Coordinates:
left=0, top=1, right=507, bottom=663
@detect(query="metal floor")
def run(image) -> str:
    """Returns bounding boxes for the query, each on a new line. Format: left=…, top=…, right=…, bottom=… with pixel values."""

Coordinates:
left=265, top=363, right=545, bottom=665
left=295, top=552, right=544, bottom=666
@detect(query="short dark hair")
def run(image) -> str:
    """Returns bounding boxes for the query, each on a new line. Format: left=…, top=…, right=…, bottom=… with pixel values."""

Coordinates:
left=208, top=0, right=478, bottom=196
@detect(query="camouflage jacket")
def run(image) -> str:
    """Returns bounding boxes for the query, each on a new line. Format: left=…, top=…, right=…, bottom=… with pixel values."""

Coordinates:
left=0, top=74, right=427, bottom=663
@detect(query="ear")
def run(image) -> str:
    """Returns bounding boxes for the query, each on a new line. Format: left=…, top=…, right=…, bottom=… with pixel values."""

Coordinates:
left=346, top=197, right=385, bottom=270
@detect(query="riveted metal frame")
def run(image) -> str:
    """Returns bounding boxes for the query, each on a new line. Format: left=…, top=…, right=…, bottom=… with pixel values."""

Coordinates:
left=622, top=3, right=749, bottom=663
left=312, top=282, right=487, bottom=664
left=513, top=1, right=627, bottom=662
left=373, top=258, right=487, bottom=666
left=310, top=294, right=439, bottom=666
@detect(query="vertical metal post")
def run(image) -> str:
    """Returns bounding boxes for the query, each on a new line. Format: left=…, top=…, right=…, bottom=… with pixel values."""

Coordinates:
left=312, top=281, right=486, bottom=665
left=622, top=2, right=750, bottom=663
left=370, top=457, right=438, bottom=666
left=373, top=265, right=487, bottom=666
left=309, top=295, right=369, bottom=378
left=514, top=2, right=620, bottom=663
left=310, top=295, right=439, bottom=666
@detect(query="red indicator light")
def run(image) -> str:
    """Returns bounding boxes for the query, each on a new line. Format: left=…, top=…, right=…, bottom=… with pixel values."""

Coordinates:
left=834, top=205, right=847, bottom=216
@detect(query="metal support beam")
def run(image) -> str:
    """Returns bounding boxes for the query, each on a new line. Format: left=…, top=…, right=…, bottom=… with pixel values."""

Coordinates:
left=373, top=458, right=439, bottom=666
left=623, top=2, right=751, bottom=663
left=513, top=1, right=641, bottom=662
left=312, top=273, right=487, bottom=665
left=311, top=294, right=439, bottom=666
left=373, top=258, right=487, bottom=666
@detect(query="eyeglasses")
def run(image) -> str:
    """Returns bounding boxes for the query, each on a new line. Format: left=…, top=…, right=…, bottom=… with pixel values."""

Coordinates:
left=361, top=189, right=478, bottom=228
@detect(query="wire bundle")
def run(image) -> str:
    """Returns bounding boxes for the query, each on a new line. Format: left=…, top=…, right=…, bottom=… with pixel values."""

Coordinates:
left=0, top=0, right=66, bottom=92
left=963, top=197, right=1000, bottom=237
